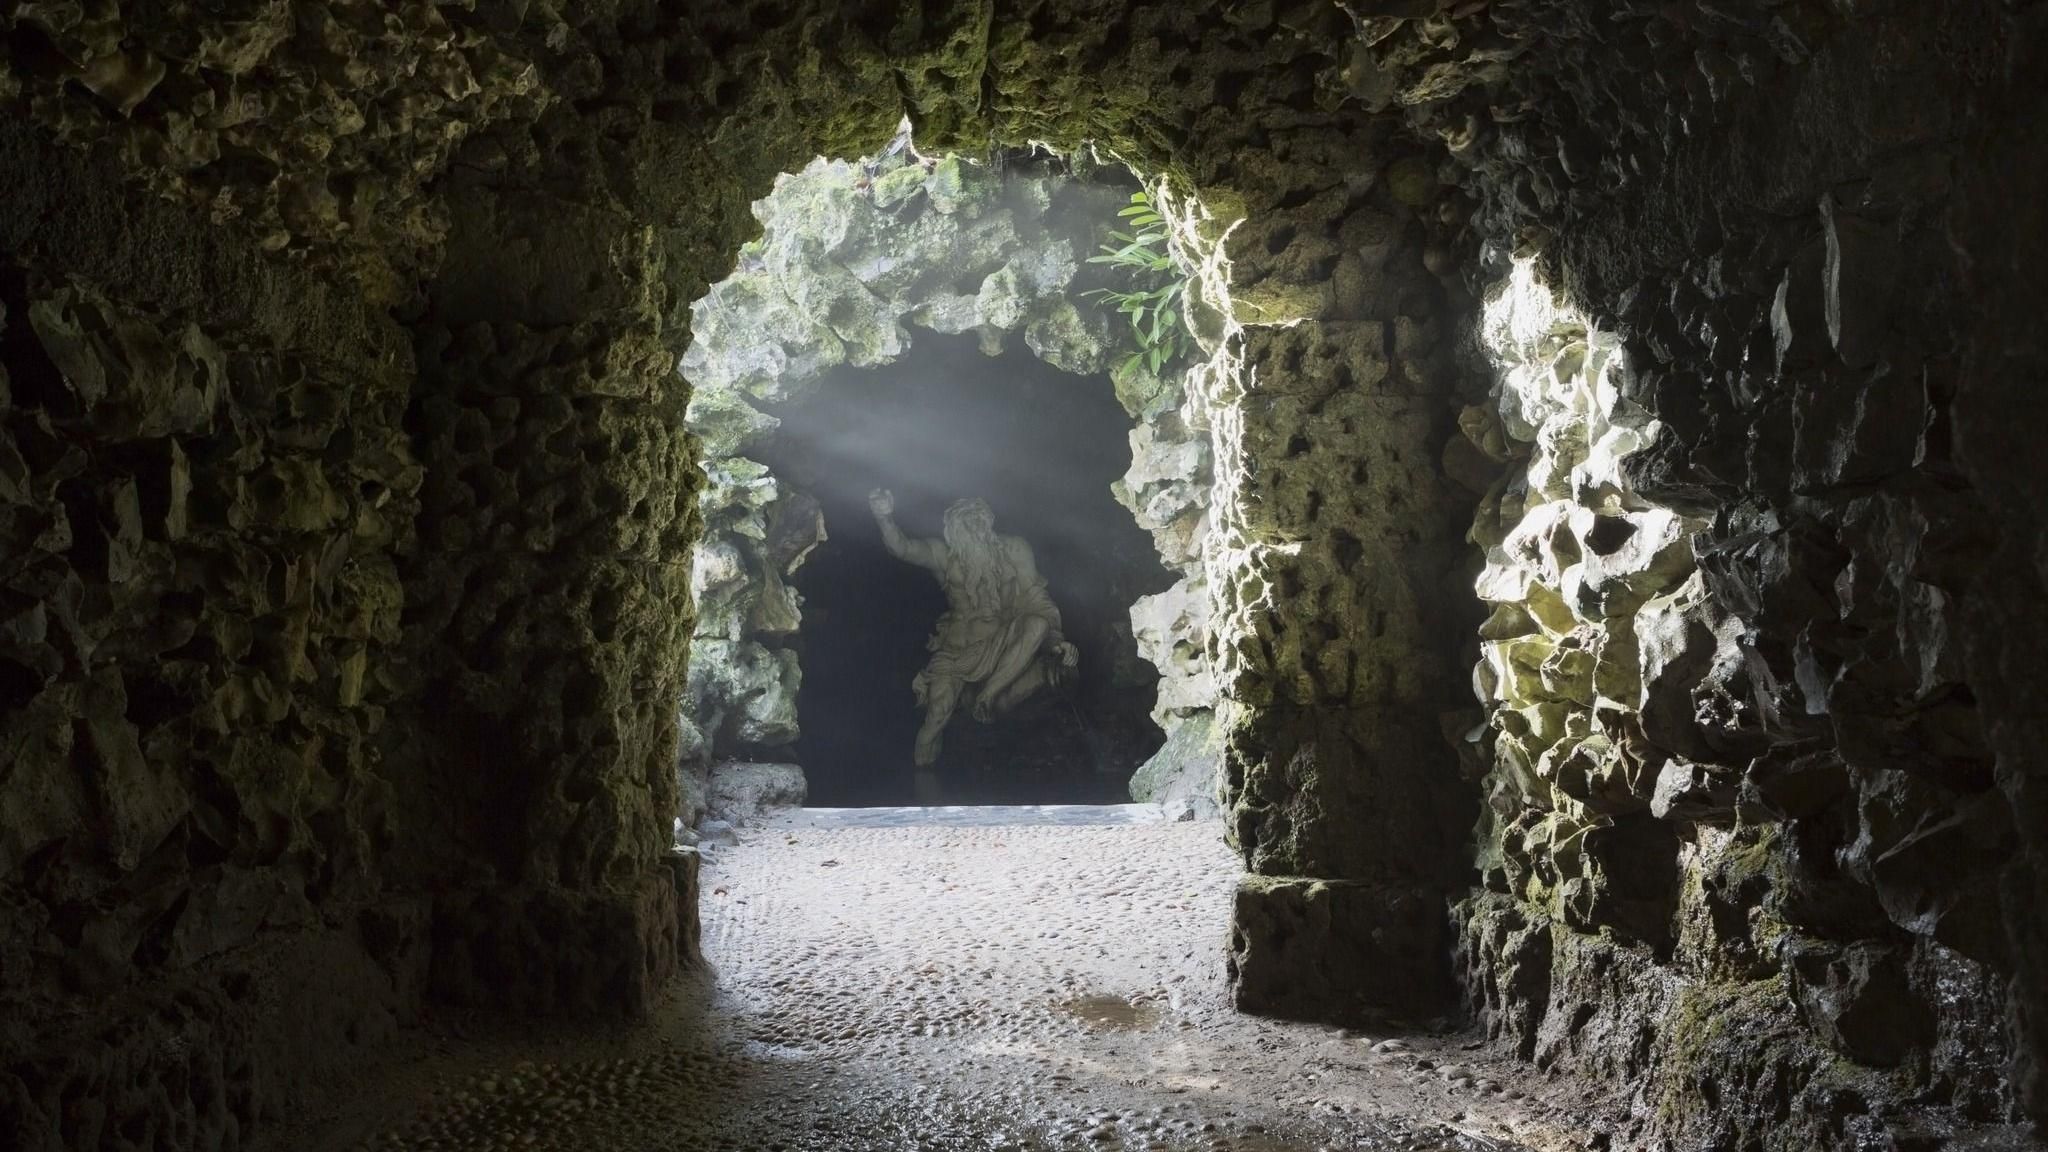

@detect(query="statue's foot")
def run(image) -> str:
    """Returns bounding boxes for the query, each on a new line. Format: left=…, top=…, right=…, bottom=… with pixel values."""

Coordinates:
left=971, top=698, right=993, bottom=722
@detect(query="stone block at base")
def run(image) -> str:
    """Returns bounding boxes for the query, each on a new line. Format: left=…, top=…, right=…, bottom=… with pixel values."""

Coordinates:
left=1228, top=875, right=1453, bottom=1026
left=430, top=863, right=688, bottom=1016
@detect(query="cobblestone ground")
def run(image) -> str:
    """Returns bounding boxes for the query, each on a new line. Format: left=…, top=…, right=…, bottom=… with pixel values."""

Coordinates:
left=312, top=812, right=1595, bottom=1152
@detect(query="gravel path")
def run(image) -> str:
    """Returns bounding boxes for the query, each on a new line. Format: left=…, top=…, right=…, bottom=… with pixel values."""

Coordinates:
left=312, top=814, right=1593, bottom=1152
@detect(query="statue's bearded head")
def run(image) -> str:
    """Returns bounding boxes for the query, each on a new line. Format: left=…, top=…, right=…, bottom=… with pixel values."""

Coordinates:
left=942, top=498, right=998, bottom=554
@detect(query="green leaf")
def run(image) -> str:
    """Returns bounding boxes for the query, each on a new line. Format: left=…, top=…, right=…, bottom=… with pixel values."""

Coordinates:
left=1087, top=187, right=1191, bottom=366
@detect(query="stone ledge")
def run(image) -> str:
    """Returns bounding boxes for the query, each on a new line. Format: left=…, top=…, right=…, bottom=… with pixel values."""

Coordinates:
left=429, top=862, right=691, bottom=1017
left=1227, top=875, right=1454, bottom=1026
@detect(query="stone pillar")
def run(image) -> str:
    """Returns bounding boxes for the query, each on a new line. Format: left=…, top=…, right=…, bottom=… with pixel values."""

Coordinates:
left=404, top=163, right=701, bottom=1014
left=1210, top=158, right=1479, bottom=1025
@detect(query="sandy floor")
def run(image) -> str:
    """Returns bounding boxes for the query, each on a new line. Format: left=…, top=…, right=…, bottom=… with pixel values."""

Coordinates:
left=307, top=810, right=1603, bottom=1152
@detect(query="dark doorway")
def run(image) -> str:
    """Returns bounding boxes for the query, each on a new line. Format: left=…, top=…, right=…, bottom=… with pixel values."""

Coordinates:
left=757, top=332, right=1173, bottom=806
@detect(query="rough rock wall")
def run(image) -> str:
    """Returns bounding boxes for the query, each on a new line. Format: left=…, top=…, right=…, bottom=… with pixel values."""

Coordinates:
left=1949, top=15, right=2048, bottom=1131
left=1353, top=0, right=2044, bottom=1144
left=401, top=109, right=704, bottom=1014
left=0, top=0, right=546, bottom=303
left=0, top=111, right=432, bottom=1150
left=1464, top=258, right=1710, bottom=957
left=683, top=456, right=812, bottom=783
left=0, top=3, right=698, bottom=1145
left=4, top=2, right=2041, bottom=1150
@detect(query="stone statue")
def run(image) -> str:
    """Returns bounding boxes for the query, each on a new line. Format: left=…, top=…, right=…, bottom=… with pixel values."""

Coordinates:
left=868, top=489, right=1080, bottom=767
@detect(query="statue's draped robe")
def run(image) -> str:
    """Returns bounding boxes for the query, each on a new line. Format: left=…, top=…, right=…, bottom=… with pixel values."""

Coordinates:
left=917, top=536, right=1062, bottom=696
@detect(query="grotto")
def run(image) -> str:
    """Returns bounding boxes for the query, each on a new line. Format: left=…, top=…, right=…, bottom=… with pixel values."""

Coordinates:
left=675, top=148, right=1195, bottom=813
left=2, top=3, right=2047, bottom=1152
left=740, top=335, right=1172, bottom=807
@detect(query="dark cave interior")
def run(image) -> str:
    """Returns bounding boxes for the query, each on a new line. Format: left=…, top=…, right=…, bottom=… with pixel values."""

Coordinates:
left=755, top=333, right=1171, bottom=807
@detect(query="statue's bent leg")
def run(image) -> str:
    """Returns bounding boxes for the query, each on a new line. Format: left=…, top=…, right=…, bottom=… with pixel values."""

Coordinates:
left=972, top=617, right=1051, bottom=721
left=915, top=673, right=965, bottom=767
left=987, top=660, right=1051, bottom=716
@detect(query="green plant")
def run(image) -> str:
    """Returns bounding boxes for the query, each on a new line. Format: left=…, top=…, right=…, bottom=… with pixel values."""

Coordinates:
left=1083, top=189, right=1191, bottom=379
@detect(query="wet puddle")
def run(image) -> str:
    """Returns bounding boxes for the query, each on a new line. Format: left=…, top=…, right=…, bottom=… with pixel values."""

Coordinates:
left=1058, top=994, right=1160, bottom=1030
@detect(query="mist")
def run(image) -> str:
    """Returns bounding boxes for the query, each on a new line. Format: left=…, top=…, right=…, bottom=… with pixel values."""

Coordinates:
left=754, top=332, right=1174, bottom=805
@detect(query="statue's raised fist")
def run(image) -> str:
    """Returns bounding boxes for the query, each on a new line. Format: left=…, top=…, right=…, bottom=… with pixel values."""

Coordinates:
left=868, top=488, right=895, bottom=516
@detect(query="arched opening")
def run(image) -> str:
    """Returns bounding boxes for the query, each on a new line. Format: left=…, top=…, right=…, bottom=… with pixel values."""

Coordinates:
left=761, top=333, right=1171, bottom=806
left=676, top=144, right=1228, bottom=824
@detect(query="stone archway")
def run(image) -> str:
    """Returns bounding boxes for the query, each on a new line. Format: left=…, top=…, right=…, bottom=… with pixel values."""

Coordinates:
left=359, top=0, right=1485, bottom=1040
left=675, top=142, right=1223, bottom=815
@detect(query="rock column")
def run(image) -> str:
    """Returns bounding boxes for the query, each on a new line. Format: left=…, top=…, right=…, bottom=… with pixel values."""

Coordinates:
left=1208, top=144, right=1479, bottom=1025
left=403, top=145, right=700, bottom=1014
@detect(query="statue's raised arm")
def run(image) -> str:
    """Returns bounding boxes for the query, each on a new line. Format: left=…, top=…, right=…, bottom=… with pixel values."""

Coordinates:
left=868, top=489, right=945, bottom=570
